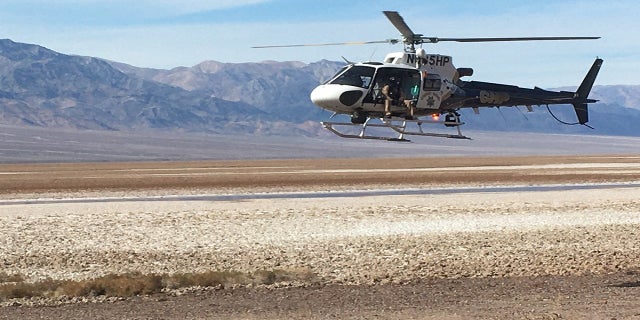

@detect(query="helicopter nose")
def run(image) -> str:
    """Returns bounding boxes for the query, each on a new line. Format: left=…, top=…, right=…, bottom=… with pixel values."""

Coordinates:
left=310, top=85, right=336, bottom=109
left=311, top=85, right=364, bottom=110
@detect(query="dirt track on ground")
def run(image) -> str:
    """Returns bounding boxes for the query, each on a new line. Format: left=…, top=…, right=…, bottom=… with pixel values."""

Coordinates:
left=2, top=155, right=640, bottom=195
left=2, top=155, right=640, bottom=319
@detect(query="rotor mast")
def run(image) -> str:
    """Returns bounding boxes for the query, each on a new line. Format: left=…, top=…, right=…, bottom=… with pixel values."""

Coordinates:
left=382, top=11, right=421, bottom=54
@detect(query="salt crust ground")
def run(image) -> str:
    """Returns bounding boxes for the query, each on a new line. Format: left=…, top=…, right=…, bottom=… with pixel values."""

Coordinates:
left=2, top=157, right=640, bottom=318
left=2, top=187, right=639, bottom=286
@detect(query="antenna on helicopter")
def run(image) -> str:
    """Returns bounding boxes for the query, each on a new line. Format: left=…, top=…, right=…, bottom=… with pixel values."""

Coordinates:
left=341, top=56, right=354, bottom=65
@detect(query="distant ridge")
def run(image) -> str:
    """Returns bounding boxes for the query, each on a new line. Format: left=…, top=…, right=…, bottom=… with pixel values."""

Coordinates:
left=1, top=39, right=639, bottom=137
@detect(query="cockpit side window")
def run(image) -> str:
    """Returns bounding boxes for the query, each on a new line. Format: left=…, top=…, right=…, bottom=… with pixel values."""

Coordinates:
left=328, top=66, right=375, bottom=89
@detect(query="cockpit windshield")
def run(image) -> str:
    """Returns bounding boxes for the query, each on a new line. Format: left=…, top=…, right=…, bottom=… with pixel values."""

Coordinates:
left=327, top=65, right=375, bottom=89
left=324, top=66, right=348, bottom=85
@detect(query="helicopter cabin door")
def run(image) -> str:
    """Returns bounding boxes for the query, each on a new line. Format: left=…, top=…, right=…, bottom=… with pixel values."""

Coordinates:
left=363, top=66, right=421, bottom=114
left=419, top=72, right=443, bottom=110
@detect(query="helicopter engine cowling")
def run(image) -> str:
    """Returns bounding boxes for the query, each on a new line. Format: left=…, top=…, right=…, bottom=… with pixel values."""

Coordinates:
left=457, top=68, right=474, bottom=78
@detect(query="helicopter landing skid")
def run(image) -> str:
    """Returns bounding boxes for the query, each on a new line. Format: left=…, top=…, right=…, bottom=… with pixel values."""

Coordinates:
left=320, top=117, right=471, bottom=142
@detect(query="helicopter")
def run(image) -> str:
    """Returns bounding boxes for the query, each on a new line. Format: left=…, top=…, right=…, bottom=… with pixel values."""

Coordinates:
left=254, top=11, right=603, bottom=141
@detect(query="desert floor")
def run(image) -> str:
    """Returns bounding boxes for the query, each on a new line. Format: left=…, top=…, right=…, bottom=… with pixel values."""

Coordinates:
left=1, top=155, right=640, bottom=319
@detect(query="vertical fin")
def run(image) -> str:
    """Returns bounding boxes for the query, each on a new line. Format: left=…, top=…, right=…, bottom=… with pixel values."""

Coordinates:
left=572, top=58, right=603, bottom=124
left=572, top=102, right=589, bottom=124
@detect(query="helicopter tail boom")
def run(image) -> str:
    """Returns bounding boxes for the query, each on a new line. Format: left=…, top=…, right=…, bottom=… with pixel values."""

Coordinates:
left=572, top=58, right=604, bottom=124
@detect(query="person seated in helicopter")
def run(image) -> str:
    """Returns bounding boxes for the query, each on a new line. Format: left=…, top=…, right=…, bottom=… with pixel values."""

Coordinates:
left=382, top=76, right=418, bottom=119
left=402, top=81, right=420, bottom=120
left=382, top=76, right=402, bottom=118
left=400, top=73, right=420, bottom=120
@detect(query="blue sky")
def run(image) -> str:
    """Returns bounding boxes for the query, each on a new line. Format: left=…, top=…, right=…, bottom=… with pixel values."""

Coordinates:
left=0, top=0, right=638, bottom=87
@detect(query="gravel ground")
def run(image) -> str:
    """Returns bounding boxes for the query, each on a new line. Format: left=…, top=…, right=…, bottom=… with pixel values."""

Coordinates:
left=2, top=188, right=640, bottom=286
left=2, top=157, right=640, bottom=318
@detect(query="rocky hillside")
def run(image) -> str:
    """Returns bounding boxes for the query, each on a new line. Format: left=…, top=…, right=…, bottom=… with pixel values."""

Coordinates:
left=0, top=39, right=341, bottom=135
left=109, top=59, right=343, bottom=122
left=1, top=39, right=638, bottom=137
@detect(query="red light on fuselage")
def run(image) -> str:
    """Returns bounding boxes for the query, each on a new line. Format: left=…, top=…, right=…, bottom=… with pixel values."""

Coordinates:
left=431, top=114, right=440, bottom=121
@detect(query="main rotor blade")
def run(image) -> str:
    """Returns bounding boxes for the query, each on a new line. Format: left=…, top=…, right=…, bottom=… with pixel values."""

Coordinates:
left=421, top=36, right=600, bottom=43
left=383, top=11, right=416, bottom=41
left=251, top=40, right=396, bottom=49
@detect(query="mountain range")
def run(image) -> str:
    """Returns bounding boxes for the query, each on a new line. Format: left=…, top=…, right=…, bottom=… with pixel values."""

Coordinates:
left=1, top=38, right=638, bottom=137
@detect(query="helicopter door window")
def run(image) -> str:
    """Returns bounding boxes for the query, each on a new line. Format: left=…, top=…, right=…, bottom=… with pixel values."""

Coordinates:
left=402, top=71, right=421, bottom=99
left=366, top=68, right=421, bottom=103
left=423, top=73, right=442, bottom=91
left=329, top=65, right=375, bottom=89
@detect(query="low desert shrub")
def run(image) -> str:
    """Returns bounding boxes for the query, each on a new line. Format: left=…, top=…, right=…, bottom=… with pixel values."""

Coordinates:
left=0, top=268, right=315, bottom=301
left=0, top=272, right=24, bottom=284
left=59, top=273, right=163, bottom=297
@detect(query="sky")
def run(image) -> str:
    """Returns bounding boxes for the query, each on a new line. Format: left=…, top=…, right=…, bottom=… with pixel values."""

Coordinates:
left=0, top=0, right=638, bottom=87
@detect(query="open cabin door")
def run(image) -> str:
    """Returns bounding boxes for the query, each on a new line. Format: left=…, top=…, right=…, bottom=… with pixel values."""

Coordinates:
left=363, top=67, right=421, bottom=107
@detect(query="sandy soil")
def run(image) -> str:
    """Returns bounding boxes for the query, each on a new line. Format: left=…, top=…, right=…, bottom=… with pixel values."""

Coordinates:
left=2, top=155, right=640, bottom=319
left=2, top=155, right=640, bottom=197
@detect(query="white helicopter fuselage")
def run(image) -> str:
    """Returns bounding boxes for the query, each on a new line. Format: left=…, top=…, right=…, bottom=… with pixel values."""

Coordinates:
left=256, top=10, right=601, bottom=141
left=310, top=50, right=463, bottom=118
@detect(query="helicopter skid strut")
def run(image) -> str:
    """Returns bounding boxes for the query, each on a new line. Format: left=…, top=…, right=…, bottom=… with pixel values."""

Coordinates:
left=321, top=117, right=471, bottom=142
